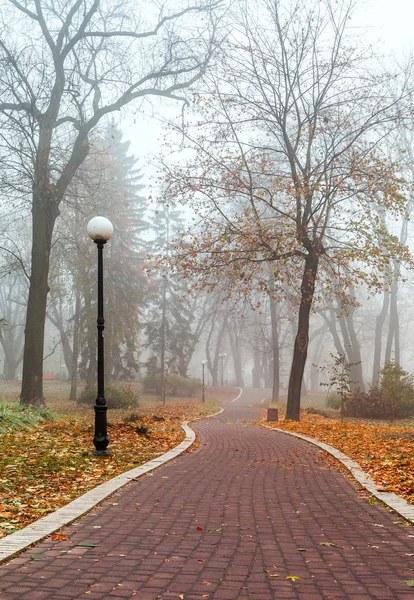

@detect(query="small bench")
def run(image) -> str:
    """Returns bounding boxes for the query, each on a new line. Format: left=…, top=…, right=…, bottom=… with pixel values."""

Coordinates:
left=43, top=374, right=56, bottom=381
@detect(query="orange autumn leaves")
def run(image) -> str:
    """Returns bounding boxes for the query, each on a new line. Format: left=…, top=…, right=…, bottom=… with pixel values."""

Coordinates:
left=268, top=414, right=414, bottom=503
left=0, top=401, right=212, bottom=538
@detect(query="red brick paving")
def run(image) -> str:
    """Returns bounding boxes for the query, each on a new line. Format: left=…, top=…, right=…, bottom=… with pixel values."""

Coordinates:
left=1, top=388, right=414, bottom=599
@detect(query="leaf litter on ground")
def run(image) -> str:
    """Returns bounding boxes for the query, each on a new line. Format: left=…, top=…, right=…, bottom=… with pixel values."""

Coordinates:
left=0, top=396, right=223, bottom=538
left=264, top=411, right=414, bottom=504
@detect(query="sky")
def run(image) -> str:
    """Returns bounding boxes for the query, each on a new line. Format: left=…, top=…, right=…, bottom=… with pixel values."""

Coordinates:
left=124, top=0, right=414, bottom=189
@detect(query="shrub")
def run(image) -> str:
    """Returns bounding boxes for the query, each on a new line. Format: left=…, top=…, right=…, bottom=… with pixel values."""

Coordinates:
left=345, top=362, right=414, bottom=420
left=166, top=374, right=201, bottom=397
left=77, top=382, right=139, bottom=409
left=142, top=373, right=201, bottom=398
left=305, top=407, right=332, bottom=418
left=0, top=402, right=54, bottom=433
left=325, top=393, right=341, bottom=410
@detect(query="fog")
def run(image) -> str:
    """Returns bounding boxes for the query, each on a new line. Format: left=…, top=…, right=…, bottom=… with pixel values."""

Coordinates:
left=0, top=0, right=413, bottom=419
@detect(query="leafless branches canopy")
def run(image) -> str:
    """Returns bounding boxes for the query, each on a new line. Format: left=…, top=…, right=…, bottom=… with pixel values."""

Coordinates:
left=0, top=0, right=221, bottom=404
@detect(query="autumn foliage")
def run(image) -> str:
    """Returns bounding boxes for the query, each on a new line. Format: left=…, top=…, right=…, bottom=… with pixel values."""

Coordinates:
left=0, top=400, right=218, bottom=538
left=268, top=414, right=414, bottom=504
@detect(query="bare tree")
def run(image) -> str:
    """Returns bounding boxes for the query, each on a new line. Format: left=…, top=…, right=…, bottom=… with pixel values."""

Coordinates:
left=0, top=0, right=221, bottom=405
left=161, top=0, right=412, bottom=419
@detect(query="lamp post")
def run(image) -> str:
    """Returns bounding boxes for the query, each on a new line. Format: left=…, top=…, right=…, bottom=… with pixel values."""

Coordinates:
left=201, top=360, right=207, bottom=403
left=87, top=216, right=113, bottom=456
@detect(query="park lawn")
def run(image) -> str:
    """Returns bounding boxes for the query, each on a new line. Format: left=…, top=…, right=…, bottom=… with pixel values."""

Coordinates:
left=0, top=388, right=234, bottom=538
left=264, top=411, right=414, bottom=505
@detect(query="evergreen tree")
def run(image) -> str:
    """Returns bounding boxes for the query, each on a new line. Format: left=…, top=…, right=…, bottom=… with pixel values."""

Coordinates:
left=144, top=204, right=196, bottom=382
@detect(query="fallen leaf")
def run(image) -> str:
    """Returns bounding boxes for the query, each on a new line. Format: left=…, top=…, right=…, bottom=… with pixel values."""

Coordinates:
left=30, top=553, right=48, bottom=560
left=286, top=575, right=300, bottom=581
left=319, top=542, right=337, bottom=547
left=76, top=542, right=99, bottom=547
left=50, top=533, right=70, bottom=541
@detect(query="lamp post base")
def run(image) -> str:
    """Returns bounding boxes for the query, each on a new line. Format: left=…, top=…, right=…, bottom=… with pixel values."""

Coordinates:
left=93, top=449, right=111, bottom=457
left=93, top=402, right=110, bottom=456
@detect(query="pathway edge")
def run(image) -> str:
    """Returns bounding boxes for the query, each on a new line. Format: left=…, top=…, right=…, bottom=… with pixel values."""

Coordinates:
left=0, top=396, right=233, bottom=563
left=262, top=424, right=414, bottom=523
left=0, top=422, right=197, bottom=563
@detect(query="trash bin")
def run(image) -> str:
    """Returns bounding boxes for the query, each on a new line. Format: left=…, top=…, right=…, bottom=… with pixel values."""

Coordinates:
left=267, top=408, right=279, bottom=422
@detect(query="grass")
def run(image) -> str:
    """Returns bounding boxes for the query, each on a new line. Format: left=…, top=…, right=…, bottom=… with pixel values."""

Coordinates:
left=0, top=403, right=54, bottom=433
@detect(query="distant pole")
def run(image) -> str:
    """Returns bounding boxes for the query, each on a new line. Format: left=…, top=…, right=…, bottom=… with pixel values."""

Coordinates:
left=201, top=360, right=207, bottom=402
left=87, top=216, right=113, bottom=456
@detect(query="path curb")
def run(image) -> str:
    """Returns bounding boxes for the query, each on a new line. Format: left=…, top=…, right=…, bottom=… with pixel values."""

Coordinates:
left=0, top=423, right=196, bottom=563
left=0, top=401, right=229, bottom=563
left=263, top=424, right=414, bottom=523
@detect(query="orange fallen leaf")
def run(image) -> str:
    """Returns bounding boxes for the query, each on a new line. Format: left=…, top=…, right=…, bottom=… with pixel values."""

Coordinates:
left=50, top=533, right=70, bottom=541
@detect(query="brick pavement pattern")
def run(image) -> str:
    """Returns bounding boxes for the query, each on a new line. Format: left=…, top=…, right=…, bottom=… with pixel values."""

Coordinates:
left=1, top=388, right=414, bottom=599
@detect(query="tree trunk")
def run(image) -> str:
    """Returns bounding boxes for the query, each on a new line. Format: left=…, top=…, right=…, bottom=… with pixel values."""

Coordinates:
left=268, top=288, right=280, bottom=403
left=345, top=309, right=365, bottom=392
left=385, top=281, right=399, bottom=365
left=20, top=192, right=59, bottom=405
left=3, top=355, right=19, bottom=380
left=160, top=276, right=167, bottom=403
left=372, top=288, right=390, bottom=386
left=252, top=349, right=261, bottom=388
left=227, top=322, right=244, bottom=386
left=310, top=335, right=324, bottom=392
left=286, top=251, right=319, bottom=420
left=84, top=287, right=97, bottom=388
left=320, top=305, right=345, bottom=356
left=69, top=292, right=81, bottom=401
left=49, top=302, right=73, bottom=376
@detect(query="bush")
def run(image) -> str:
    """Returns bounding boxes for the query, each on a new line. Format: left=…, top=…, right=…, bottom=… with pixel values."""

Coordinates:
left=142, top=373, right=201, bottom=397
left=77, top=382, right=139, bottom=409
left=0, top=402, right=54, bottom=433
left=345, top=362, right=414, bottom=420
left=166, top=374, right=201, bottom=397
left=325, top=393, right=341, bottom=410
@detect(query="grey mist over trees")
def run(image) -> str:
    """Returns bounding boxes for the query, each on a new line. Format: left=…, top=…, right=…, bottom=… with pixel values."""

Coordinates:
left=159, top=0, right=414, bottom=419
left=0, top=0, right=221, bottom=406
left=0, top=0, right=413, bottom=421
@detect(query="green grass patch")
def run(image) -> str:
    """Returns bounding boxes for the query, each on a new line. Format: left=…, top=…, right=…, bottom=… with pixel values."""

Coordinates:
left=0, top=402, right=54, bottom=433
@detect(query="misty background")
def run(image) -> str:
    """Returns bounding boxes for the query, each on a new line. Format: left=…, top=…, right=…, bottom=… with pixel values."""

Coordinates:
left=0, top=0, right=414, bottom=417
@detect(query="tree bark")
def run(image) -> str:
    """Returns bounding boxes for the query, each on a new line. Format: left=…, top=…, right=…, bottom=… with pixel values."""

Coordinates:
left=286, top=251, right=319, bottom=420
left=268, top=287, right=280, bottom=403
left=69, top=292, right=81, bottom=401
left=160, top=275, right=167, bottom=403
left=345, top=309, right=365, bottom=392
left=372, top=288, right=390, bottom=385
left=385, top=281, right=399, bottom=365
left=20, top=188, right=59, bottom=405
left=227, top=322, right=244, bottom=386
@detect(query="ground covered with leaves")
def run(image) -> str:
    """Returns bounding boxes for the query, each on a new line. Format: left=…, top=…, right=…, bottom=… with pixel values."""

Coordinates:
left=0, top=388, right=233, bottom=538
left=265, top=411, right=414, bottom=504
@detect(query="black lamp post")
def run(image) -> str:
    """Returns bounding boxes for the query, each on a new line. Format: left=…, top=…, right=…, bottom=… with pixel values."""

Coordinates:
left=87, top=216, right=113, bottom=456
left=201, top=360, right=207, bottom=403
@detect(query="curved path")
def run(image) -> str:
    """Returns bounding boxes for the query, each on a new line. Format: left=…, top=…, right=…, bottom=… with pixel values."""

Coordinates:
left=1, top=388, right=414, bottom=599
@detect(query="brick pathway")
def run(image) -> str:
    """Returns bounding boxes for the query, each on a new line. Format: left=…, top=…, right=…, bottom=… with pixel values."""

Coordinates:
left=1, top=388, right=414, bottom=599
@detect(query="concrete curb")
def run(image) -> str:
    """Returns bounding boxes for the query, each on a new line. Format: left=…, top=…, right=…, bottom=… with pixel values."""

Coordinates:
left=0, top=398, right=231, bottom=563
left=263, top=424, right=414, bottom=523
left=0, top=423, right=196, bottom=563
